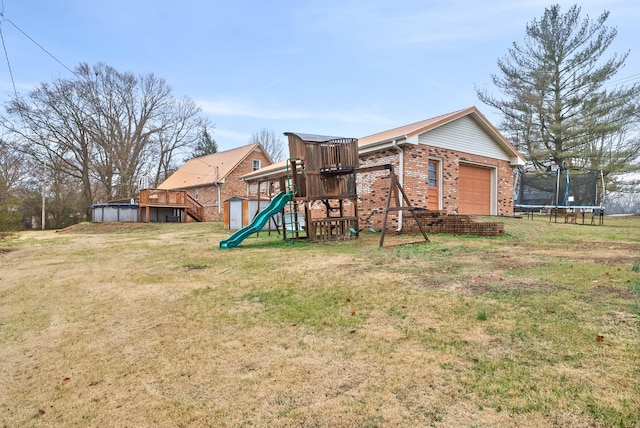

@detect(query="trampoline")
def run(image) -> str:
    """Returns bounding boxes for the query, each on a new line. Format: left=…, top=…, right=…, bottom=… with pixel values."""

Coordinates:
left=514, top=169, right=605, bottom=225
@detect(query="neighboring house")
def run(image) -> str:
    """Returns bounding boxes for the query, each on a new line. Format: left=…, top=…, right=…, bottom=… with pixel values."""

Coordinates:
left=158, top=143, right=273, bottom=222
left=241, top=107, right=526, bottom=229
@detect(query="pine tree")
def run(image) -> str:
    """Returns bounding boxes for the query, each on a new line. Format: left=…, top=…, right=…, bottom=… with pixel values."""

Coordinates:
left=477, top=4, right=640, bottom=177
left=189, top=127, right=218, bottom=159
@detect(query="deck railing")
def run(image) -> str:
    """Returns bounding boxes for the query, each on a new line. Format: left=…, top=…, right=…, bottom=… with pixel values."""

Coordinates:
left=185, top=194, right=204, bottom=222
left=139, top=189, right=186, bottom=206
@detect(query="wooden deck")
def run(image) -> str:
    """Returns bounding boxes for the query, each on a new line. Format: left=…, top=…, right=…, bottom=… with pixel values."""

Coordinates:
left=138, top=189, right=204, bottom=222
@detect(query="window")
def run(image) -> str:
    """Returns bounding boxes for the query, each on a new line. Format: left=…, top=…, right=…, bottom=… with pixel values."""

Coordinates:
left=428, top=161, right=437, bottom=187
left=194, top=188, right=199, bottom=201
left=252, top=159, right=261, bottom=171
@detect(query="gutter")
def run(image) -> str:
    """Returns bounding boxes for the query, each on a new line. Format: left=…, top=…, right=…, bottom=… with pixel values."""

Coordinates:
left=359, top=140, right=401, bottom=155
left=217, top=184, right=221, bottom=215
left=363, top=138, right=407, bottom=231
left=216, top=167, right=222, bottom=216
left=393, top=139, right=405, bottom=232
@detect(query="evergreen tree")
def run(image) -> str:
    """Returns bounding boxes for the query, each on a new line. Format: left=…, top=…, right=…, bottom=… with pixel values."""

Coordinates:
left=188, top=127, right=218, bottom=159
left=477, top=4, right=640, bottom=177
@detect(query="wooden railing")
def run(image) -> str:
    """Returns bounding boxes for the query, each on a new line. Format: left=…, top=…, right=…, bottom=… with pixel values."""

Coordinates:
left=185, top=194, right=204, bottom=222
left=139, top=189, right=186, bottom=206
left=138, top=189, right=204, bottom=222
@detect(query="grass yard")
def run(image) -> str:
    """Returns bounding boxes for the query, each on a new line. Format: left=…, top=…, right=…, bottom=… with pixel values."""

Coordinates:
left=1, top=215, right=639, bottom=427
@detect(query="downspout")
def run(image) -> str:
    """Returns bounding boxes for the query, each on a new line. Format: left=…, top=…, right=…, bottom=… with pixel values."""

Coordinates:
left=216, top=166, right=221, bottom=218
left=217, top=184, right=221, bottom=216
left=393, top=139, right=404, bottom=232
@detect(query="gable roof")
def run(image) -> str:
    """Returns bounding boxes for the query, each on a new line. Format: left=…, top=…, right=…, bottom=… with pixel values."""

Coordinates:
left=241, top=107, right=525, bottom=182
left=358, top=106, right=525, bottom=165
left=284, top=132, right=354, bottom=143
left=158, top=143, right=271, bottom=189
left=241, top=159, right=289, bottom=182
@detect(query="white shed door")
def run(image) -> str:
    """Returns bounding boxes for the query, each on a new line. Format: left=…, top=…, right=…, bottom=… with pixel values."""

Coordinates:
left=229, top=200, right=244, bottom=230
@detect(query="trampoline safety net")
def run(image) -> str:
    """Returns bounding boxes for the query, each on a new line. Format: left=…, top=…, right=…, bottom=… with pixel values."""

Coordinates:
left=516, top=171, right=599, bottom=207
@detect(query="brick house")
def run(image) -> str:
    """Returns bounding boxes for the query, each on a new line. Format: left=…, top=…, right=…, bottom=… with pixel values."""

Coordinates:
left=242, top=107, right=525, bottom=231
left=357, top=106, right=525, bottom=229
left=158, top=143, right=273, bottom=222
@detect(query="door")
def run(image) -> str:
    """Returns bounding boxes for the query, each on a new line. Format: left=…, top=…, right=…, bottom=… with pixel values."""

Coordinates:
left=458, top=164, right=492, bottom=214
left=229, top=199, right=243, bottom=230
left=427, top=160, right=439, bottom=210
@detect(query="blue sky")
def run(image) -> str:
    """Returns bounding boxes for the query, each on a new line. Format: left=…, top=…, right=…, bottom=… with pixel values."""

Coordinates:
left=1, top=0, right=639, bottom=152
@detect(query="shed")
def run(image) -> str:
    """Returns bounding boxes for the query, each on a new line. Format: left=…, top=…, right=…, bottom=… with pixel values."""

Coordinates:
left=223, top=196, right=281, bottom=231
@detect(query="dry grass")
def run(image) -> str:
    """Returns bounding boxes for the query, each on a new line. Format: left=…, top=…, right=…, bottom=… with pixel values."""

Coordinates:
left=1, top=216, right=639, bottom=427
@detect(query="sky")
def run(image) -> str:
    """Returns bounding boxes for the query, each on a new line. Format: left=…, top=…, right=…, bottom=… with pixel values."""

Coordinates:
left=1, top=0, right=639, bottom=153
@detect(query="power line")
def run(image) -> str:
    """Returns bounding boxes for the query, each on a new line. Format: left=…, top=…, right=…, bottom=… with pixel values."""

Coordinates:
left=602, top=73, right=640, bottom=89
left=2, top=17, right=78, bottom=77
left=0, top=21, right=17, bottom=96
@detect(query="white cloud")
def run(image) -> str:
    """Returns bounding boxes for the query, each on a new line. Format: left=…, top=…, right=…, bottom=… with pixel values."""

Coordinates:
left=197, top=98, right=391, bottom=125
left=212, top=128, right=251, bottom=142
left=295, top=0, right=639, bottom=50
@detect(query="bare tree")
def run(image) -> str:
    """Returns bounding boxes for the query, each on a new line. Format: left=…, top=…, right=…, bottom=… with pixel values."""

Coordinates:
left=75, top=63, right=175, bottom=199
left=248, top=128, right=284, bottom=162
left=3, top=62, right=209, bottom=216
left=0, top=136, right=26, bottom=193
left=5, top=79, right=97, bottom=216
left=0, top=137, right=26, bottom=230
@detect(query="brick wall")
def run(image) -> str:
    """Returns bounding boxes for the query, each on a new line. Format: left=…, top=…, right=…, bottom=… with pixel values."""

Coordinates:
left=405, top=210, right=504, bottom=236
left=428, top=147, right=515, bottom=217
left=185, top=150, right=273, bottom=222
left=357, top=149, right=401, bottom=230
left=357, top=144, right=516, bottom=230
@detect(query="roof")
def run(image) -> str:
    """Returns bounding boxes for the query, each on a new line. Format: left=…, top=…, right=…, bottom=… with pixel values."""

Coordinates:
left=358, top=106, right=525, bottom=164
left=284, top=132, right=357, bottom=143
left=241, top=159, right=289, bottom=182
left=158, top=143, right=271, bottom=189
left=241, top=107, right=526, bottom=181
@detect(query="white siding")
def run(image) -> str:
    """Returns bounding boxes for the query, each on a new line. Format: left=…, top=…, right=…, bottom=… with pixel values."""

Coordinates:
left=418, top=116, right=511, bottom=161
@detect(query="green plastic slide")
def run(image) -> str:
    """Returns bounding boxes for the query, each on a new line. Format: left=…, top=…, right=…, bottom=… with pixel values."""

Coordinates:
left=219, top=191, right=293, bottom=249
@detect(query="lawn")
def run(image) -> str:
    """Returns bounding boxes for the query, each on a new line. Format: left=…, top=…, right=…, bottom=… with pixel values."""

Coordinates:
left=1, top=215, right=639, bottom=427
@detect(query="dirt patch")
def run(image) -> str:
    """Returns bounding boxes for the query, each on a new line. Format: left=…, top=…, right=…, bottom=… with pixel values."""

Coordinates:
left=57, top=222, right=159, bottom=234
left=587, top=283, right=636, bottom=300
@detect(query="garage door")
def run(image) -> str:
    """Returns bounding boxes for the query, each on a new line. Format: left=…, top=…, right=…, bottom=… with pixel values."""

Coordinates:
left=459, top=164, right=492, bottom=214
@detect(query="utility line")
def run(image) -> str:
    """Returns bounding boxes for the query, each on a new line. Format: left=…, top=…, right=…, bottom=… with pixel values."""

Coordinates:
left=601, top=73, right=640, bottom=89
left=0, top=21, right=17, bottom=96
left=1, top=17, right=78, bottom=77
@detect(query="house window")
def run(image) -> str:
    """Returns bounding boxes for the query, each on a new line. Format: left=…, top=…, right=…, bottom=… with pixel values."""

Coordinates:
left=252, top=159, right=261, bottom=171
left=194, top=188, right=199, bottom=201
left=428, top=161, right=438, bottom=187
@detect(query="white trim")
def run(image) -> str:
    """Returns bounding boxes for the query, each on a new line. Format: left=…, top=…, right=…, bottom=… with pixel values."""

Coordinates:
left=217, top=184, right=221, bottom=214
left=393, top=140, right=404, bottom=231
left=358, top=137, right=409, bottom=155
